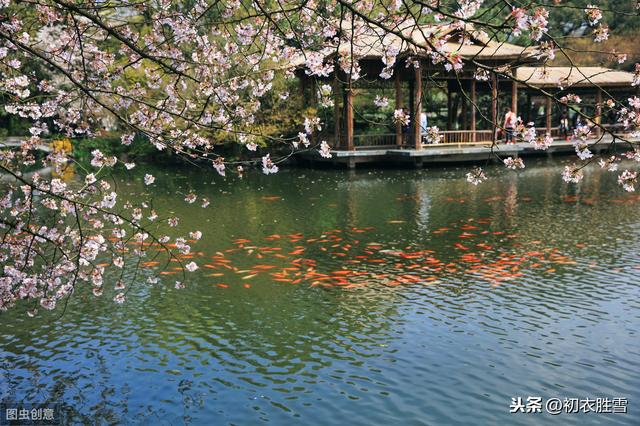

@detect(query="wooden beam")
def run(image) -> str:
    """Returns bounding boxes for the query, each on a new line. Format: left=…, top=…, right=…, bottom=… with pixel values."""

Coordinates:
left=470, top=79, right=476, bottom=142
left=344, top=85, right=354, bottom=151
left=451, top=90, right=460, bottom=131
left=395, top=69, right=403, bottom=147
left=545, top=96, right=552, bottom=135
left=491, top=73, right=498, bottom=143
left=333, top=73, right=341, bottom=147
left=408, top=78, right=415, bottom=123
left=413, top=65, right=423, bottom=149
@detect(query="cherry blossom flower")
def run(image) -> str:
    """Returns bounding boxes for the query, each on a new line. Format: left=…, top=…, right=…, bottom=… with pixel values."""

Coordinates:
left=185, top=262, right=198, bottom=272
left=319, top=141, right=332, bottom=158
left=305, top=52, right=333, bottom=77
left=562, top=164, right=584, bottom=183
left=374, top=95, right=389, bottom=108
left=213, top=158, right=226, bottom=177
left=598, top=156, right=619, bottom=171
left=144, top=174, right=155, bottom=185
left=297, top=132, right=310, bottom=148
left=503, top=157, right=525, bottom=169
left=304, top=117, right=322, bottom=134
left=510, top=8, right=529, bottom=37
left=593, top=25, right=609, bottom=43
left=466, top=167, right=487, bottom=185
left=262, top=154, right=278, bottom=175
left=573, top=125, right=591, bottom=142
left=573, top=141, right=593, bottom=160
left=560, top=94, right=582, bottom=104
left=633, top=64, right=640, bottom=86
left=121, top=133, right=135, bottom=146
left=585, top=5, right=603, bottom=26
left=393, top=109, right=410, bottom=126
left=474, top=68, right=490, bottom=81
left=618, top=170, right=638, bottom=192
left=425, top=127, right=442, bottom=144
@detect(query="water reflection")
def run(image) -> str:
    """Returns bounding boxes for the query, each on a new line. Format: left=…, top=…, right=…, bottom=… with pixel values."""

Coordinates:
left=1, top=159, right=640, bottom=425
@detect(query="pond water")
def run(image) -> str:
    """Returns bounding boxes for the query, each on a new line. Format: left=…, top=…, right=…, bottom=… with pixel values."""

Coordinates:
left=1, top=158, right=639, bottom=425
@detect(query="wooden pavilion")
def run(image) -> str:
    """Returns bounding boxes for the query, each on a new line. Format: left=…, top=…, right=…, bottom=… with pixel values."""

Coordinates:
left=295, top=22, right=637, bottom=151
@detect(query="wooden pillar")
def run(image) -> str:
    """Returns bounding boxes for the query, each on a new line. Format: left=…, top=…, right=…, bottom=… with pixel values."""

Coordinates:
left=333, top=73, right=341, bottom=147
left=470, top=79, right=477, bottom=142
left=408, top=78, right=415, bottom=123
left=545, top=96, right=552, bottom=135
left=595, top=89, right=602, bottom=137
left=491, top=73, right=498, bottom=142
left=451, top=91, right=460, bottom=131
left=413, top=64, right=423, bottom=149
left=395, top=70, right=403, bottom=147
left=511, top=80, right=518, bottom=116
left=344, top=85, right=354, bottom=151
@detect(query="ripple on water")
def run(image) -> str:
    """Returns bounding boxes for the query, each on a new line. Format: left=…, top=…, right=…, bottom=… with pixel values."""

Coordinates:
left=2, top=162, right=640, bottom=424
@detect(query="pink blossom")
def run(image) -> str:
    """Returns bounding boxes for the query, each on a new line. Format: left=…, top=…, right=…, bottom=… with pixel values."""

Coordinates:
left=262, top=154, right=278, bottom=174
left=618, top=170, right=638, bottom=192
left=562, top=164, right=584, bottom=183
left=466, top=167, right=487, bottom=185
left=503, top=157, right=525, bottom=169
left=319, top=141, right=332, bottom=158
left=585, top=5, right=602, bottom=26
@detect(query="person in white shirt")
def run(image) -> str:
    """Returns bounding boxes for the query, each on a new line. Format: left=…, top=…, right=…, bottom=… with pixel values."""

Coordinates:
left=420, top=112, right=428, bottom=133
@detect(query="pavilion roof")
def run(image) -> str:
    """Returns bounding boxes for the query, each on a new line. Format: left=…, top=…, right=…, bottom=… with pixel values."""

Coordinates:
left=292, top=21, right=543, bottom=71
left=516, top=66, right=636, bottom=88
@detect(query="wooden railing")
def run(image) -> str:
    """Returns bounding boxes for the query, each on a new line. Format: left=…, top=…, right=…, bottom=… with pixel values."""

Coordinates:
left=350, top=130, right=497, bottom=149
left=353, top=133, right=397, bottom=148
left=535, top=127, right=561, bottom=138
left=440, top=130, right=494, bottom=144
left=343, top=125, right=636, bottom=150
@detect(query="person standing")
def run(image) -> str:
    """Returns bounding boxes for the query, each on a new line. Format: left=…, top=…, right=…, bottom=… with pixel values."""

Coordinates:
left=503, top=108, right=517, bottom=144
